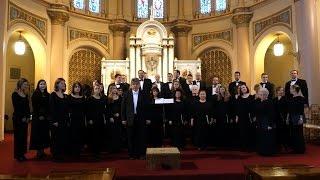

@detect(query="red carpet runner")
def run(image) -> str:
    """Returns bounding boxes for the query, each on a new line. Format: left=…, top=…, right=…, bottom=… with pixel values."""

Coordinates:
left=1, top=134, right=320, bottom=180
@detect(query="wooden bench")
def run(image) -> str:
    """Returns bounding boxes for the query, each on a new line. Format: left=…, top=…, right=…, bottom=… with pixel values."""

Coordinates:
left=146, top=147, right=180, bottom=170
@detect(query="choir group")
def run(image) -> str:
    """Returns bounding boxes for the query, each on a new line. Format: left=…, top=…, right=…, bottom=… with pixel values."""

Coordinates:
left=11, top=69, right=308, bottom=161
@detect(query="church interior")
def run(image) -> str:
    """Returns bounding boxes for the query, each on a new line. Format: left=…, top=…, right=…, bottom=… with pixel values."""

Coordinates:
left=1, top=0, right=320, bottom=179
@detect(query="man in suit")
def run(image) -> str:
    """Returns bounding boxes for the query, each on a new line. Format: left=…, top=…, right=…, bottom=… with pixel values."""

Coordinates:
left=285, top=70, right=309, bottom=105
left=162, top=73, right=174, bottom=98
left=107, top=74, right=123, bottom=96
left=207, top=76, right=220, bottom=102
left=153, top=74, right=164, bottom=96
left=121, top=78, right=149, bottom=159
left=138, top=70, right=152, bottom=95
left=193, top=72, right=207, bottom=90
left=185, top=74, right=194, bottom=97
left=259, top=73, right=275, bottom=99
left=174, top=70, right=188, bottom=94
left=121, top=74, right=130, bottom=93
left=228, top=71, right=246, bottom=97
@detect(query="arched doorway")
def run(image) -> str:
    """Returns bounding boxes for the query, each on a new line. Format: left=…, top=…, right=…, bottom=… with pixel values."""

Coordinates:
left=5, top=32, right=35, bottom=131
left=68, top=48, right=102, bottom=91
left=198, top=48, right=232, bottom=86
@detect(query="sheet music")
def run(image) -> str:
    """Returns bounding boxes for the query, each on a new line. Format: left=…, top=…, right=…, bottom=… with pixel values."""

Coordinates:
left=154, top=98, right=174, bottom=104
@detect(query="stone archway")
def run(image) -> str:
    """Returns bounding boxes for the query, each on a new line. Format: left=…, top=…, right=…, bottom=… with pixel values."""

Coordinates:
left=198, top=48, right=232, bottom=86
left=68, top=48, right=102, bottom=91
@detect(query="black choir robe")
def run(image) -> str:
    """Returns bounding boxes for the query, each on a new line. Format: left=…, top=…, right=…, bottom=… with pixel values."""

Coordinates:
left=285, top=79, right=309, bottom=105
left=228, top=81, right=246, bottom=97
left=107, top=97, right=123, bottom=153
left=260, top=82, right=275, bottom=99
left=139, top=78, right=153, bottom=95
left=193, top=80, right=207, bottom=90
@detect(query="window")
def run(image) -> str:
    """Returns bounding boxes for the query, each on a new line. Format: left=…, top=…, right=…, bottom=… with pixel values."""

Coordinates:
left=73, top=0, right=84, bottom=10
left=137, top=0, right=149, bottom=18
left=200, top=0, right=212, bottom=14
left=89, top=0, right=100, bottom=13
left=215, top=0, right=226, bottom=12
left=153, top=0, right=164, bottom=18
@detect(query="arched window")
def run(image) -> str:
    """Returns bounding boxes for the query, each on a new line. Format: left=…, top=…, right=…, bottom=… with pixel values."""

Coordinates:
left=200, top=0, right=212, bottom=14
left=73, top=0, right=84, bottom=10
left=215, top=0, right=227, bottom=12
left=89, top=0, right=100, bottom=13
left=137, top=0, right=149, bottom=18
left=153, top=0, right=164, bottom=18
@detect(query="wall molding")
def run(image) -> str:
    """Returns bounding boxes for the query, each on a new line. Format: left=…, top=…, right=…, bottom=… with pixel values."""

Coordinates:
left=192, top=28, right=233, bottom=50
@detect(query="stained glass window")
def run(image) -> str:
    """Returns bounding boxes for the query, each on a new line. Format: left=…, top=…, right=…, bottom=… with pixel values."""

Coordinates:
left=200, top=0, right=211, bottom=14
left=137, top=0, right=149, bottom=18
left=215, top=0, right=227, bottom=11
left=153, top=0, right=164, bottom=18
left=73, top=0, right=84, bottom=10
left=89, top=0, right=100, bottom=13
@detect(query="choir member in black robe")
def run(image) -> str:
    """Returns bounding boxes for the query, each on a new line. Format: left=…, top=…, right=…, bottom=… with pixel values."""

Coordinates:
left=185, top=74, right=194, bottom=98
left=193, top=72, right=207, bottom=91
left=191, top=90, right=212, bottom=150
left=30, top=80, right=50, bottom=159
left=86, top=84, right=107, bottom=158
left=285, top=70, right=309, bottom=105
left=121, top=74, right=130, bottom=93
left=174, top=70, right=189, bottom=95
left=146, top=87, right=163, bottom=147
left=213, top=86, right=230, bottom=148
left=254, top=88, right=276, bottom=156
left=273, top=87, right=289, bottom=151
left=121, top=78, right=148, bottom=159
left=49, top=78, right=69, bottom=161
left=162, top=73, right=174, bottom=98
left=260, top=73, right=275, bottom=99
left=228, top=85, right=241, bottom=148
left=234, top=84, right=255, bottom=151
left=138, top=70, right=153, bottom=95
left=287, top=85, right=306, bottom=154
left=12, top=78, right=30, bottom=161
left=153, top=74, right=165, bottom=97
left=107, top=85, right=123, bottom=153
left=107, top=73, right=123, bottom=97
left=206, top=76, right=220, bottom=103
left=67, top=82, right=86, bottom=157
left=228, top=71, right=246, bottom=97
left=167, top=89, right=186, bottom=149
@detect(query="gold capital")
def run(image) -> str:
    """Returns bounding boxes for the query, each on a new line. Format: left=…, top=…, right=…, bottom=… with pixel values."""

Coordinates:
left=232, top=7, right=253, bottom=28
left=47, top=4, right=69, bottom=26
left=109, top=19, right=130, bottom=37
left=171, top=20, right=192, bottom=37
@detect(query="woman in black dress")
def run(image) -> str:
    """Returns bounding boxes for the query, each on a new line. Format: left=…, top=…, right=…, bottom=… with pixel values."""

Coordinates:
left=273, top=86, right=289, bottom=152
left=146, top=87, right=163, bottom=147
left=107, top=85, right=122, bottom=153
left=67, top=82, right=86, bottom=157
left=49, top=78, right=69, bottom=161
left=30, top=79, right=50, bottom=159
left=287, top=85, right=306, bottom=154
left=228, top=85, right=241, bottom=148
left=254, top=88, right=276, bottom=156
left=12, top=78, right=30, bottom=161
left=167, top=89, right=186, bottom=149
left=191, top=90, right=212, bottom=150
left=86, top=84, right=107, bottom=158
left=235, top=84, right=255, bottom=151
left=213, top=86, right=230, bottom=148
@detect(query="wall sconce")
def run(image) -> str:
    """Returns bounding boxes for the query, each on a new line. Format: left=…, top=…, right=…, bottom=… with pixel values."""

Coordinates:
left=14, top=31, right=26, bottom=56
left=273, top=34, right=284, bottom=57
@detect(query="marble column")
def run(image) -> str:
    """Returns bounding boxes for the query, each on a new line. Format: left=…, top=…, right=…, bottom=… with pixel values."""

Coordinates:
left=109, top=20, right=130, bottom=60
left=171, top=20, right=192, bottom=60
left=0, top=0, right=8, bottom=141
left=232, top=7, right=253, bottom=86
left=295, top=0, right=320, bottom=104
left=47, top=4, right=69, bottom=86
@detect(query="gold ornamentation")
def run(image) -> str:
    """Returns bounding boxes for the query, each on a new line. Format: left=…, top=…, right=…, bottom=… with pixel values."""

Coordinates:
left=147, top=29, right=157, bottom=36
left=171, top=20, right=192, bottom=37
left=47, top=4, right=69, bottom=26
left=199, top=48, right=232, bottom=86
left=109, top=20, right=131, bottom=37
left=192, top=29, right=233, bottom=48
left=232, top=8, right=253, bottom=28
left=68, top=27, right=110, bottom=53
left=253, top=6, right=292, bottom=43
left=8, top=2, right=47, bottom=42
left=69, top=48, right=102, bottom=91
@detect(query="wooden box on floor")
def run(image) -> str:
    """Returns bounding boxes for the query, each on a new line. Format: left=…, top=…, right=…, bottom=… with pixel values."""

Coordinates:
left=244, top=164, right=320, bottom=180
left=146, top=147, right=180, bottom=170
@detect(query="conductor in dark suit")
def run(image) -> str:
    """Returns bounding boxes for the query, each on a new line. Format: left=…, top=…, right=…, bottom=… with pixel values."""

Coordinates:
left=138, top=70, right=152, bottom=95
left=285, top=70, right=309, bottom=105
left=121, top=78, right=149, bottom=159
left=228, top=71, right=246, bottom=97
left=260, top=73, right=275, bottom=99
left=193, top=72, right=207, bottom=90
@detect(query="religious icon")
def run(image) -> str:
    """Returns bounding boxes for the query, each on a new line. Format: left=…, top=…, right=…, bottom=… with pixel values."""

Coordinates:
left=145, top=56, right=158, bottom=77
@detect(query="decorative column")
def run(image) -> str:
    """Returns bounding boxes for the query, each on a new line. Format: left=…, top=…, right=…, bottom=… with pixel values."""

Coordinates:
left=109, top=19, right=130, bottom=60
left=168, top=34, right=175, bottom=73
left=162, top=39, right=168, bottom=82
left=47, top=4, right=69, bottom=86
left=171, top=20, right=192, bottom=60
left=129, top=34, right=136, bottom=79
left=232, top=7, right=253, bottom=86
left=116, top=0, right=124, bottom=19
left=294, top=0, right=320, bottom=104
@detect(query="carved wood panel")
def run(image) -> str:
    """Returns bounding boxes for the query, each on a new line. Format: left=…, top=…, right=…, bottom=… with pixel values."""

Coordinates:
left=199, top=48, right=232, bottom=87
left=69, top=48, right=102, bottom=91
